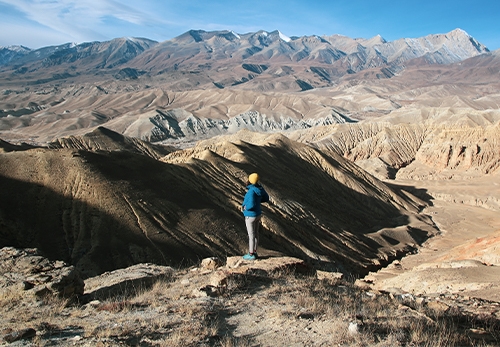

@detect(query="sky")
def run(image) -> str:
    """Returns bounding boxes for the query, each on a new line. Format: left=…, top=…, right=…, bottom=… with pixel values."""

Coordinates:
left=0, top=0, right=499, bottom=51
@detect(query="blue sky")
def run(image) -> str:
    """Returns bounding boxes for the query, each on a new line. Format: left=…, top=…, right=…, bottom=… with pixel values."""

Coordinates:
left=0, top=0, right=499, bottom=50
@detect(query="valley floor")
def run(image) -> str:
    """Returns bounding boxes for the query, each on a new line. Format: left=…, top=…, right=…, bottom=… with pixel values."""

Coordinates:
left=366, top=177, right=500, bottom=302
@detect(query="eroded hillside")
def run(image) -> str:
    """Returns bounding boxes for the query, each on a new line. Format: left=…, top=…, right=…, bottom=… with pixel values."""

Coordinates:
left=0, top=128, right=436, bottom=278
left=289, top=113, right=500, bottom=183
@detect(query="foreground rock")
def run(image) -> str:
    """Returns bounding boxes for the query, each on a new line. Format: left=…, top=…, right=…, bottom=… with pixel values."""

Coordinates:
left=179, top=256, right=313, bottom=298
left=1, top=253, right=499, bottom=346
left=0, top=247, right=84, bottom=299
left=83, top=263, right=174, bottom=301
left=210, top=256, right=311, bottom=287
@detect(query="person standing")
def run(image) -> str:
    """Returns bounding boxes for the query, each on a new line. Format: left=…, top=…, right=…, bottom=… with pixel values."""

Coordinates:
left=241, top=172, right=269, bottom=260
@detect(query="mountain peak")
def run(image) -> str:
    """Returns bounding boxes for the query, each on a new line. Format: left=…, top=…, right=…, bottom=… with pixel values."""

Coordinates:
left=448, top=28, right=470, bottom=37
left=176, top=29, right=242, bottom=43
left=264, top=30, right=291, bottom=42
left=444, top=28, right=489, bottom=53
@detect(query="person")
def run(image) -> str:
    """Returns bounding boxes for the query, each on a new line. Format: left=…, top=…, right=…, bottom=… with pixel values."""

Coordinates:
left=241, top=172, right=269, bottom=260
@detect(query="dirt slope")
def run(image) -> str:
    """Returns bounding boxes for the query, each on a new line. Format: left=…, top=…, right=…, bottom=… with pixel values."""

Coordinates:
left=0, top=129, right=436, bottom=278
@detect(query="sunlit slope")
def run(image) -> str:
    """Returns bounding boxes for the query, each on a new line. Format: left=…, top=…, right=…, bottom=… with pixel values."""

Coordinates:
left=289, top=115, right=500, bottom=180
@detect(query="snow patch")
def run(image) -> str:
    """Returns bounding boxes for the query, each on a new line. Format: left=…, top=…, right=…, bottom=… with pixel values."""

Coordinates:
left=230, top=30, right=241, bottom=39
left=278, top=30, right=291, bottom=42
left=452, top=28, right=470, bottom=37
left=1, top=45, right=31, bottom=52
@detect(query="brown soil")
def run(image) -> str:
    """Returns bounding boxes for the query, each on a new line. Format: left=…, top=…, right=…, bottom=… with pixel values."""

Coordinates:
left=365, top=175, right=500, bottom=302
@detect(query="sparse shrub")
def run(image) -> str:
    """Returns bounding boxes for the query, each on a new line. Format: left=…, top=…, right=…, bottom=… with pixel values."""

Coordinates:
left=2, top=265, right=498, bottom=346
left=96, top=299, right=132, bottom=313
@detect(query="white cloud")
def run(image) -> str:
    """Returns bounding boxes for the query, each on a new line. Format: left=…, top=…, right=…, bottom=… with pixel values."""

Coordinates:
left=0, top=0, right=169, bottom=45
left=0, top=22, right=71, bottom=48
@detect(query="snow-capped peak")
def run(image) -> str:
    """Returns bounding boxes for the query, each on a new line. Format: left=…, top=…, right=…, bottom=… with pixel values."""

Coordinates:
left=451, top=28, right=470, bottom=37
left=125, top=37, right=140, bottom=43
left=278, top=30, right=291, bottom=42
left=1, top=45, right=31, bottom=52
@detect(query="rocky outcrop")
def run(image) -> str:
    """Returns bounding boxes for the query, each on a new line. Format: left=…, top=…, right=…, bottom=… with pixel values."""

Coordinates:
left=0, top=247, right=84, bottom=298
left=187, top=256, right=313, bottom=297
left=83, top=263, right=173, bottom=301
left=290, top=118, right=500, bottom=180
left=146, top=109, right=351, bottom=142
left=210, top=256, right=311, bottom=288
left=398, top=123, right=500, bottom=179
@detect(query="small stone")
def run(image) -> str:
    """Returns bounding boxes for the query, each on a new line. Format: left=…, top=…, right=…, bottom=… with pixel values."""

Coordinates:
left=226, top=257, right=244, bottom=269
left=416, top=297, right=426, bottom=305
left=209, top=271, right=229, bottom=287
left=22, top=281, right=35, bottom=290
left=354, top=279, right=372, bottom=290
left=426, top=301, right=450, bottom=314
left=32, top=286, right=51, bottom=298
left=200, top=257, right=224, bottom=271
left=3, top=328, right=36, bottom=343
left=192, top=285, right=219, bottom=298
left=395, top=293, right=415, bottom=302
left=191, top=288, right=209, bottom=298
left=348, top=322, right=359, bottom=335
left=297, top=313, right=314, bottom=320
left=316, top=270, right=343, bottom=282
left=398, top=304, right=410, bottom=311
left=87, top=300, right=101, bottom=308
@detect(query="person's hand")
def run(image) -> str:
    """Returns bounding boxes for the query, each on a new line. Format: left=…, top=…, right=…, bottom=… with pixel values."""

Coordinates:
left=240, top=205, right=244, bottom=212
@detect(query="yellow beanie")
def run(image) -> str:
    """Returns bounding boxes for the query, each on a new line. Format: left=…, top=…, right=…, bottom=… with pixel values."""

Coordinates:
left=248, top=173, right=259, bottom=184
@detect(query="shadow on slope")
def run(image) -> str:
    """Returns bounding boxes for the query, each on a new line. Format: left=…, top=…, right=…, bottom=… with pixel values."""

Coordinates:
left=0, top=148, right=246, bottom=278
left=162, top=132, right=437, bottom=274
left=0, top=139, right=39, bottom=152
left=0, top=130, right=437, bottom=278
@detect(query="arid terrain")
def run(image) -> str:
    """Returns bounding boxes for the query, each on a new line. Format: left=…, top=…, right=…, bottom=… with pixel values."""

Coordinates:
left=1, top=29, right=500, bottom=345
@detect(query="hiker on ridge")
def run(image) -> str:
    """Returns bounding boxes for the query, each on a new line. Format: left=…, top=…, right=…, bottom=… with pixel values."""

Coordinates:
left=241, top=172, right=270, bottom=260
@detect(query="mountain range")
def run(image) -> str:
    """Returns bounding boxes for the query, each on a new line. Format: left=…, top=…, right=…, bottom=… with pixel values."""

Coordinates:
left=0, top=28, right=490, bottom=91
left=1, top=28, right=499, bottom=147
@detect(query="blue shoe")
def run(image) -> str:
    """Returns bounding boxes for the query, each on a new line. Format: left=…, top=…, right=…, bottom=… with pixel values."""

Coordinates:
left=243, top=253, right=256, bottom=260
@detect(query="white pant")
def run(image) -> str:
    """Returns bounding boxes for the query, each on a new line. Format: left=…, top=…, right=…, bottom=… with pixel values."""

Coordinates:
left=245, top=215, right=261, bottom=254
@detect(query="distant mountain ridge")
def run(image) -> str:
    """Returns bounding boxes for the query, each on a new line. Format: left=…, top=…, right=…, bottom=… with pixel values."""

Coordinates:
left=0, top=28, right=489, bottom=91
left=1, top=28, right=498, bottom=146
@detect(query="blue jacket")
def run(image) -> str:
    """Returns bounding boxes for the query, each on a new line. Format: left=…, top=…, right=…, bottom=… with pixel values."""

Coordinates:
left=242, top=184, right=270, bottom=217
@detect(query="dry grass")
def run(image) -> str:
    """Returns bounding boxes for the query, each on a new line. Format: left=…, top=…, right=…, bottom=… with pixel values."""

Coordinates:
left=1, top=269, right=499, bottom=346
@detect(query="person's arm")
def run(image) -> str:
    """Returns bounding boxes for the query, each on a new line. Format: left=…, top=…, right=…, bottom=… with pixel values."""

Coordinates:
left=261, top=188, right=270, bottom=203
